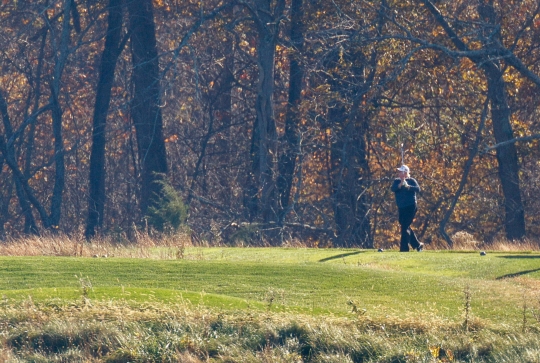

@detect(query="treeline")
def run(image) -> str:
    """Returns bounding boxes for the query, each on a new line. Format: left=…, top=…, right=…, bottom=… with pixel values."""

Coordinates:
left=1, top=0, right=539, bottom=247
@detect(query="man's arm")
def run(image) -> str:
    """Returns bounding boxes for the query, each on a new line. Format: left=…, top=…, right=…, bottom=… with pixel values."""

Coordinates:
left=390, top=179, right=401, bottom=192
left=407, top=178, right=421, bottom=193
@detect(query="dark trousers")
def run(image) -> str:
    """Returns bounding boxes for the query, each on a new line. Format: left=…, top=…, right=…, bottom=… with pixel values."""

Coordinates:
left=398, top=205, right=420, bottom=251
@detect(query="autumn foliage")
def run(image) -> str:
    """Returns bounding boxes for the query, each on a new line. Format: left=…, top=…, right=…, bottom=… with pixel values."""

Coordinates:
left=0, top=0, right=539, bottom=248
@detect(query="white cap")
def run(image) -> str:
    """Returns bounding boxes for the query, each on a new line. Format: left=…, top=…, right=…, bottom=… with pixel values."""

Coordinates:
left=397, top=165, right=410, bottom=172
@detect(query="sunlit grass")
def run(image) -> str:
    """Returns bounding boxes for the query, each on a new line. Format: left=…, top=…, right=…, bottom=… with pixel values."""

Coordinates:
left=0, top=247, right=539, bottom=324
left=1, top=231, right=538, bottom=258
left=2, top=298, right=540, bottom=362
left=2, top=235, right=540, bottom=361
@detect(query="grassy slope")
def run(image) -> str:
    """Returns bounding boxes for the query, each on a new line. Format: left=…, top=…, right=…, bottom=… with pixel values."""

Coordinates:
left=1, top=248, right=539, bottom=327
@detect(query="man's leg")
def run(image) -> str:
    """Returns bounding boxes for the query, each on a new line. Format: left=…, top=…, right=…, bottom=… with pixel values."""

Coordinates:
left=399, top=205, right=416, bottom=251
left=400, top=224, right=410, bottom=251
left=409, top=228, right=421, bottom=249
left=406, top=207, right=423, bottom=250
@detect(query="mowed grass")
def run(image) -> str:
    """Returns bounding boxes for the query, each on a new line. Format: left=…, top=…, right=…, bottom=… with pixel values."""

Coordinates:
left=1, top=248, right=539, bottom=326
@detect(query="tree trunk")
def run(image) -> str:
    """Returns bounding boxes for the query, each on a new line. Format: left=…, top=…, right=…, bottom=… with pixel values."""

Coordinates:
left=277, top=0, right=304, bottom=223
left=439, top=101, right=489, bottom=246
left=0, top=155, right=10, bottom=239
left=0, top=90, right=38, bottom=234
left=255, top=13, right=277, bottom=224
left=22, top=32, right=47, bottom=234
left=86, top=0, right=124, bottom=239
left=0, top=0, right=73, bottom=232
left=127, top=0, right=168, bottom=217
left=48, top=0, right=74, bottom=228
left=248, top=0, right=285, bottom=230
left=423, top=0, right=526, bottom=240
left=477, top=1, right=525, bottom=240
left=49, top=91, right=65, bottom=229
left=331, top=112, right=372, bottom=248
left=213, top=18, right=235, bottom=208
left=483, top=64, right=525, bottom=239
left=0, top=102, right=51, bottom=229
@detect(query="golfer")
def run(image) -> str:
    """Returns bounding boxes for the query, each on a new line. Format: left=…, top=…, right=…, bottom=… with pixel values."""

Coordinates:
left=391, top=165, right=424, bottom=252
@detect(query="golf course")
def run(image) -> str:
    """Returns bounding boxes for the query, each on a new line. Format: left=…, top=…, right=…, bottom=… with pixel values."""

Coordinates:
left=1, top=247, right=540, bottom=362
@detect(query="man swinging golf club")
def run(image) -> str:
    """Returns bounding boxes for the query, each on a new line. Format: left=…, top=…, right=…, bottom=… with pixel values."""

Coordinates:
left=391, top=163, right=424, bottom=252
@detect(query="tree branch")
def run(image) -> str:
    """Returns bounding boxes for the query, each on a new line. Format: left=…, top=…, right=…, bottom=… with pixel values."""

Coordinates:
left=439, top=99, right=489, bottom=246
left=421, top=0, right=540, bottom=90
left=421, top=0, right=469, bottom=52
left=501, top=49, right=540, bottom=90
left=483, top=133, right=540, bottom=153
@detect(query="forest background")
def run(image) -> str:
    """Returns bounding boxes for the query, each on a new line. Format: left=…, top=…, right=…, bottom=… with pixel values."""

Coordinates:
left=1, top=0, right=540, bottom=249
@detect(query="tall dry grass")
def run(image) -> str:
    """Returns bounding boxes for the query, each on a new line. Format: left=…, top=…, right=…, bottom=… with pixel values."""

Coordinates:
left=0, top=231, right=193, bottom=258
left=2, top=298, right=540, bottom=362
left=0, top=230, right=539, bottom=258
left=450, top=231, right=540, bottom=251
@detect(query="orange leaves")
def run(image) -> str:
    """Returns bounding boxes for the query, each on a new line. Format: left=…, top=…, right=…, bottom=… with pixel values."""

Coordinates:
left=165, top=134, right=179, bottom=143
left=459, top=58, right=475, bottom=72
left=459, top=58, right=480, bottom=83
left=431, top=25, right=446, bottom=38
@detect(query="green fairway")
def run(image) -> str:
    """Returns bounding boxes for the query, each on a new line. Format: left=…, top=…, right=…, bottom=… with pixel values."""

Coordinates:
left=1, top=248, right=539, bottom=326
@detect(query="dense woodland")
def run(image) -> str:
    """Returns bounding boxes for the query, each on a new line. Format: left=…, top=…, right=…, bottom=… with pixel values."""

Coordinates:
left=1, top=0, right=540, bottom=248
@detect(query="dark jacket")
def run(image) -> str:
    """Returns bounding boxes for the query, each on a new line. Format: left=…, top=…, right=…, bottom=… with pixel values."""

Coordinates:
left=391, top=178, right=420, bottom=209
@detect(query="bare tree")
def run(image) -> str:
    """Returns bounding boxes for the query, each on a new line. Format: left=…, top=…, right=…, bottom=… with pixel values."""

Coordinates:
left=422, top=0, right=525, bottom=240
left=127, top=0, right=168, bottom=218
left=242, top=0, right=285, bottom=234
left=86, top=0, right=126, bottom=239
left=277, top=0, right=304, bottom=224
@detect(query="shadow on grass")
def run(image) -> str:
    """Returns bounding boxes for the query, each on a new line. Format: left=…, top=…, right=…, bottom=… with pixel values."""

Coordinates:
left=496, top=268, right=540, bottom=280
left=495, top=256, right=540, bottom=279
left=318, top=251, right=365, bottom=263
